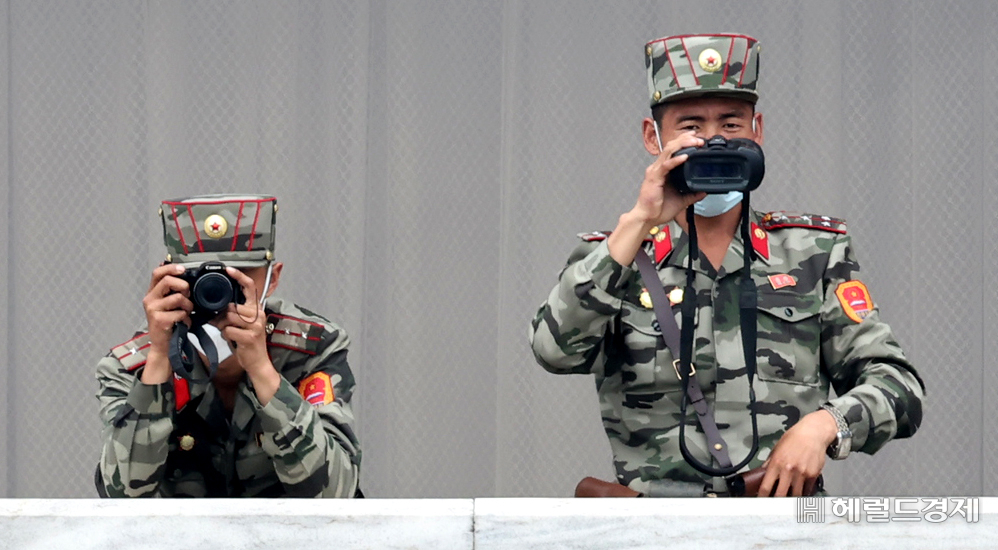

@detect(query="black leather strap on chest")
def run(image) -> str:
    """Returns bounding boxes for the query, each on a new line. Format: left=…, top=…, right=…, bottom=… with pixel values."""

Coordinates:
left=632, top=199, right=760, bottom=477
left=633, top=251, right=733, bottom=471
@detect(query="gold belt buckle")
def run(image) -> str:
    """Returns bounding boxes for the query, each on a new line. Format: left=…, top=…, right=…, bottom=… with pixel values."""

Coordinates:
left=672, top=359, right=696, bottom=378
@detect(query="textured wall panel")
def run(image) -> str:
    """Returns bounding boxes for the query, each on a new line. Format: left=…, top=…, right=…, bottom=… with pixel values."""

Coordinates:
left=1, top=0, right=993, bottom=497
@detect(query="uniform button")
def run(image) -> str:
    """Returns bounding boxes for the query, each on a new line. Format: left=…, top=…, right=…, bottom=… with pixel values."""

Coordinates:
left=785, top=308, right=794, bottom=317
left=652, top=320, right=661, bottom=332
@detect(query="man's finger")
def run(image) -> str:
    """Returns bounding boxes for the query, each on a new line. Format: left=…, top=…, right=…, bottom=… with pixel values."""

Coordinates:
left=222, top=324, right=257, bottom=345
left=148, top=264, right=187, bottom=292
left=226, top=267, right=258, bottom=304
left=791, top=474, right=805, bottom=497
left=149, top=310, right=190, bottom=331
left=656, top=132, right=702, bottom=163
left=154, top=292, right=194, bottom=313
left=225, top=305, right=265, bottom=327
left=758, top=468, right=778, bottom=498
left=149, top=274, right=190, bottom=299
left=773, top=470, right=793, bottom=498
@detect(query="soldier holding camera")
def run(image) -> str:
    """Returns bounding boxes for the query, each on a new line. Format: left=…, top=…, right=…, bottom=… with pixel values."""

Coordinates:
left=529, top=34, right=924, bottom=497
left=96, top=194, right=360, bottom=497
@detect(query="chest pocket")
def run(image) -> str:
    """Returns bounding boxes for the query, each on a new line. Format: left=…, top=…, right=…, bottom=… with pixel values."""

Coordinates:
left=754, top=287, right=822, bottom=387
left=618, top=305, right=683, bottom=394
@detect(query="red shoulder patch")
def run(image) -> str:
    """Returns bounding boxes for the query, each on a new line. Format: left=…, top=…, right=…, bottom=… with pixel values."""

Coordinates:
left=760, top=212, right=847, bottom=234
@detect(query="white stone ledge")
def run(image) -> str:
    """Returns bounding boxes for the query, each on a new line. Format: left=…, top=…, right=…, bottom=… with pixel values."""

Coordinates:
left=474, top=498, right=996, bottom=549
left=0, top=499, right=474, bottom=550
left=0, top=497, right=993, bottom=550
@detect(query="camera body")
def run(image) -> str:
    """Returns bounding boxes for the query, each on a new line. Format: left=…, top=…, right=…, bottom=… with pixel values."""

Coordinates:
left=178, top=261, right=245, bottom=326
left=669, top=135, right=765, bottom=194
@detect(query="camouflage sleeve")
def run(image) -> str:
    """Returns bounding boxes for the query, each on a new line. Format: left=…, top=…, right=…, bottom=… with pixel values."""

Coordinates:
left=96, top=355, right=177, bottom=497
left=820, top=233, right=926, bottom=454
left=529, top=239, right=635, bottom=376
left=249, top=326, right=360, bottom=498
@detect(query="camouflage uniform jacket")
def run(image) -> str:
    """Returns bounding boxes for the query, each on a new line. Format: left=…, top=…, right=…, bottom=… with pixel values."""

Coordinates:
left=529, top=210, right=924, bottom=494
left=96, top=297, right=361, bottom=497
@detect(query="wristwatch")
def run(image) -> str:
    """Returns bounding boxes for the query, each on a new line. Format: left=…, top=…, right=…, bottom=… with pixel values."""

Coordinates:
left=820, top=403, right=852, bottom=460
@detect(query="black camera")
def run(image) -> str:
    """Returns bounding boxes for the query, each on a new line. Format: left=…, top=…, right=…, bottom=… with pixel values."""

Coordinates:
left=178, top=261, right=244, bottom=326
left=669, top=135, right=765, bottom=194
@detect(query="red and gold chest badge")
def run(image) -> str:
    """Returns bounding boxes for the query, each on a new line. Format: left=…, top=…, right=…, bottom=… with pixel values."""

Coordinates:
left=298, top=372, right=335, bottom=407
left=835, top=280, right=874, bottom=323
left=768, top=274, right=796, bottom=290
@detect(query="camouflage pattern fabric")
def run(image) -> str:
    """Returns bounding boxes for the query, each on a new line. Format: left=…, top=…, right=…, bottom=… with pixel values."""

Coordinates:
left=646, top=33, right=760, bottom=107
left=160, top=194, right=277, bottom=268
left=96, top=297, right=361, bottom=497
left=529, top=210, right=925, bottom=495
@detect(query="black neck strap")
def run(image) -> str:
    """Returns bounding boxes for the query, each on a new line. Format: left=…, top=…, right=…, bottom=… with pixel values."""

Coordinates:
left=168, top=323, right=220, bottom=382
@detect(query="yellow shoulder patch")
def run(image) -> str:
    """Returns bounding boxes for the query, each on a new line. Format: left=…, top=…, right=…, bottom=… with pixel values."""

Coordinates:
left=298, top=372, right=334, bottom=406
left=835, top=280, right=874, bottom=323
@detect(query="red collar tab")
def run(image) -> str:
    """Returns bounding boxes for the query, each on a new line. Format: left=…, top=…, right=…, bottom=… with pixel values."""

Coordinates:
left=173, top=374, right=191, bottom=411
left=750, top=222, right=770, bottom=260
left=652, top=225, right=672, bottom=263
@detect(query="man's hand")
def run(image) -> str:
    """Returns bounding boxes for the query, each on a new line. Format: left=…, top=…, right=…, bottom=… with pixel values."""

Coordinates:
left=757, top=409, right=838, bottom=497
left=218, top=267, right=281, bottom=404
left=140, top=264, right=192, bottom=384
left=608, top=131, right=707, bottom=266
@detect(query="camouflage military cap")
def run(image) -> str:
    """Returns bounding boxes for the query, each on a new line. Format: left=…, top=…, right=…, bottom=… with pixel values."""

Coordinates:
left=646, top=33, right=760, bottom=107
left=160, top=194, right=277, bottom=268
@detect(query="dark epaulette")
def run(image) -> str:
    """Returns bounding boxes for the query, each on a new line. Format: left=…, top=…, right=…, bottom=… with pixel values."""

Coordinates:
left=110, top=331, right=190, bottom=410
left=577, top=230, right=610, bottom=242
left=266, top=314, right=326, bottom=356
left=576, top=230, right=655, bottom=243
left=760, top=211, right=847, bottom=234
left=110, top=332, right=151, bottom=372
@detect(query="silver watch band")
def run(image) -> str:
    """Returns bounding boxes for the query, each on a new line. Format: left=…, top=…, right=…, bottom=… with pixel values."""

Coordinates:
left=820, top=403, right=852, bottom=460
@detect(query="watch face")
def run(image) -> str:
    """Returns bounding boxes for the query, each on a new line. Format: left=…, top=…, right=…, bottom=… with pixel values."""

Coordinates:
left=829, top=431, right=852, bottom=460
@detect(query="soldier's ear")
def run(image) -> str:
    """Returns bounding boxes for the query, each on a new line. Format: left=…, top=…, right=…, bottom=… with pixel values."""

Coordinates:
left=266, top=262, right=284, bottom=297
left=642, top=118, right=662, bottom=155
left=752, top=111, right=764, bottom=147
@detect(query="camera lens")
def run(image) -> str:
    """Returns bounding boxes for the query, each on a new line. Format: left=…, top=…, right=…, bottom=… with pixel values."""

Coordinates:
left=192, top=272, right=234, bottom=313
left=690, top=160, right=742, bottom=179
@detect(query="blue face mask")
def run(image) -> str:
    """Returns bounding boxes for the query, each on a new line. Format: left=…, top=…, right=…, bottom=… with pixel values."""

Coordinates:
left=694, top=191, right=743, bottom=217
